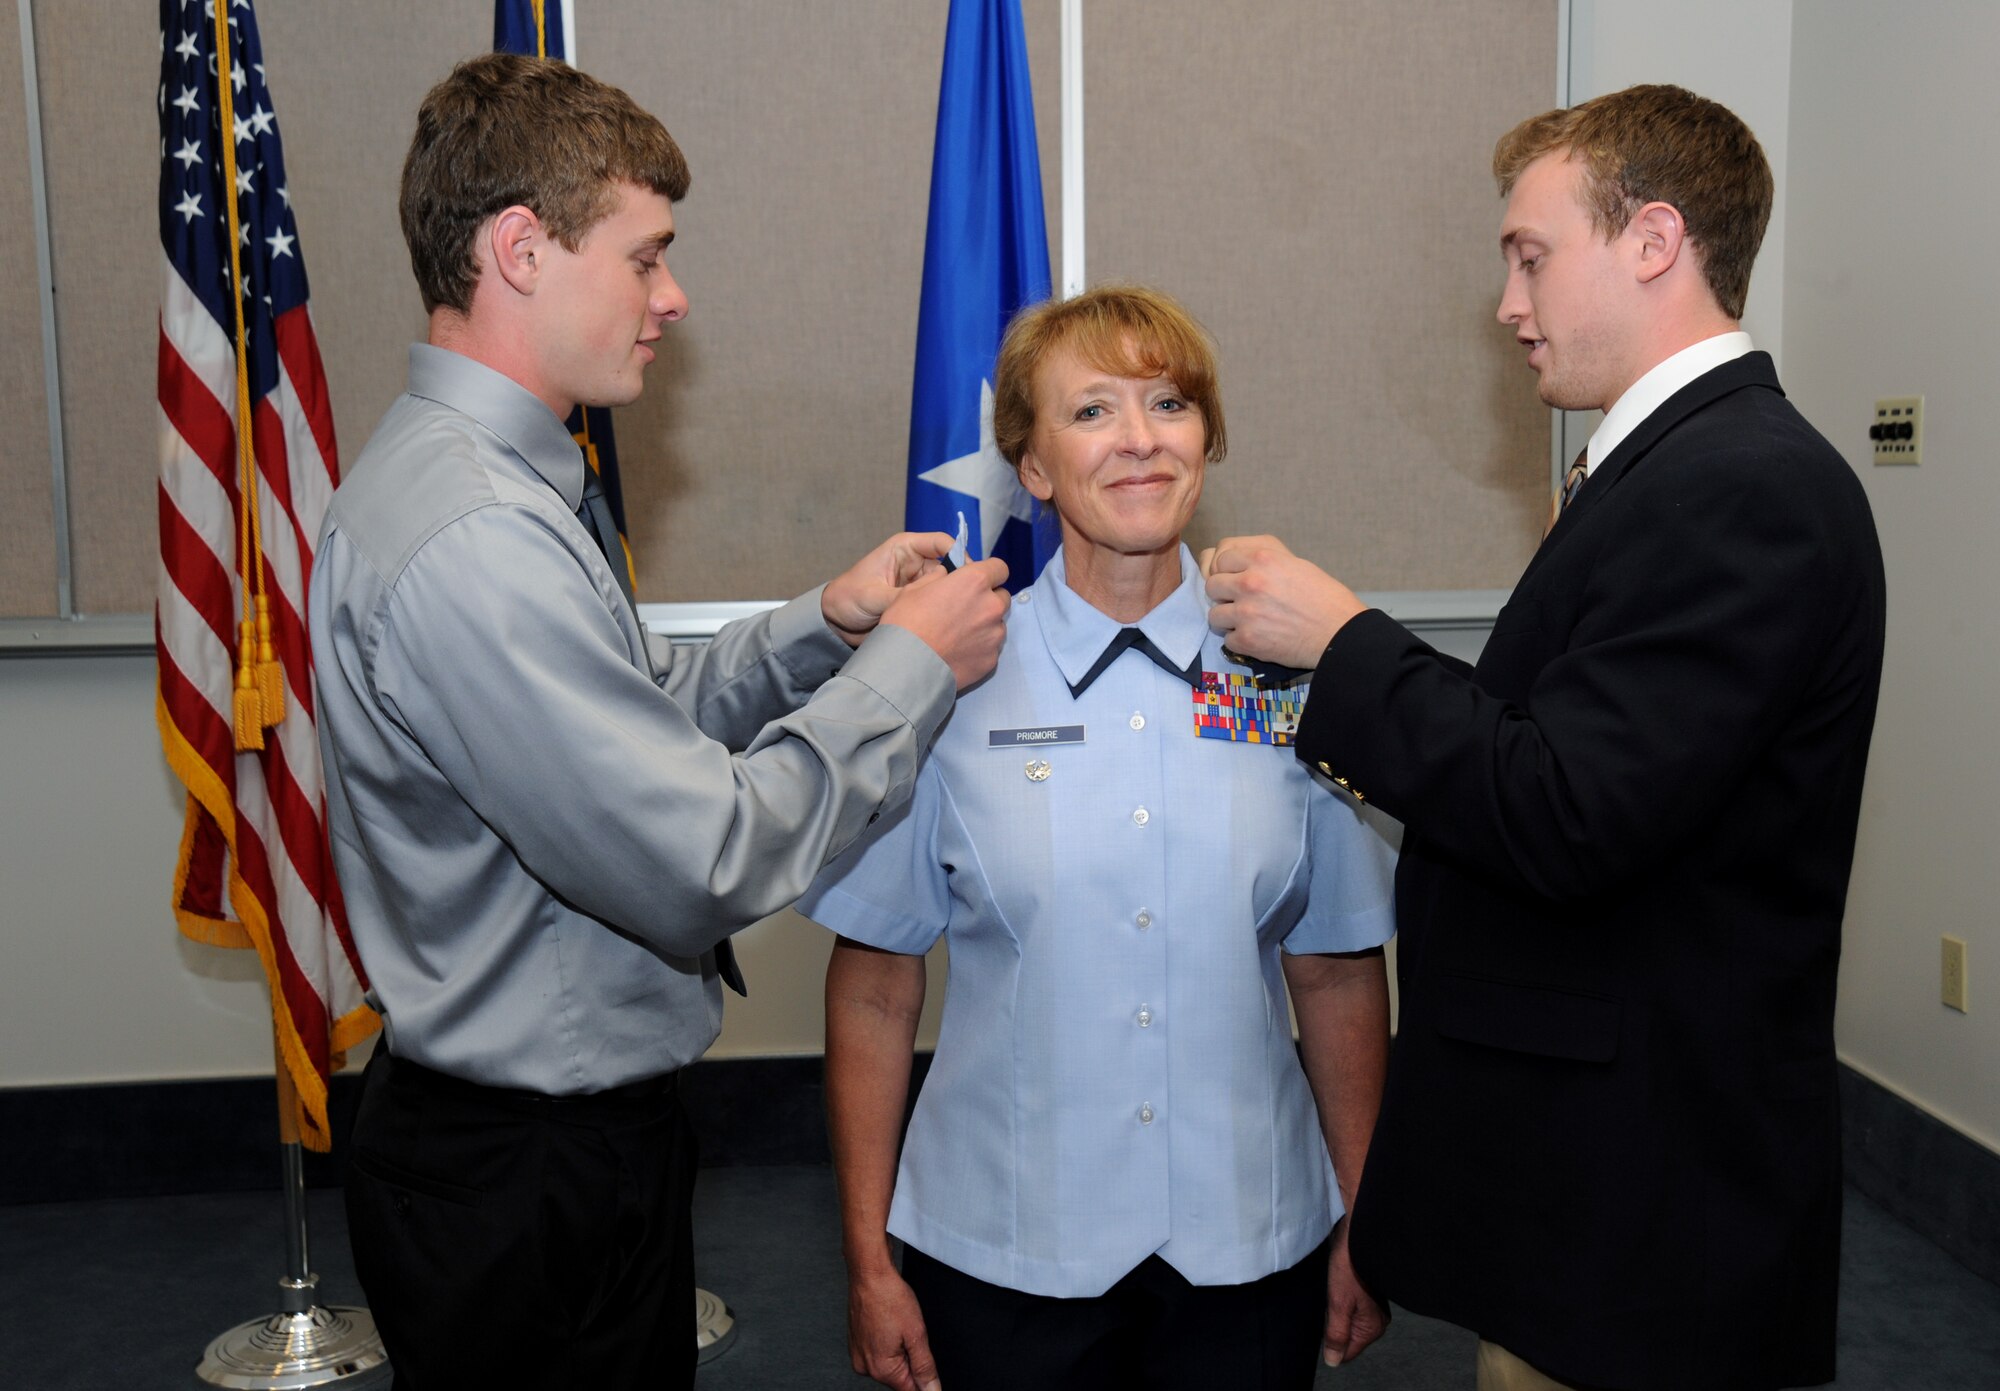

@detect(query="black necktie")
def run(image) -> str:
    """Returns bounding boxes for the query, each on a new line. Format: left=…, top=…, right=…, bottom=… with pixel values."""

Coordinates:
left=1069, top=628, right=1203, bottom=698
left=576, top=466, right=636, bottom=606
left=574, top=463, right=746, bottom=997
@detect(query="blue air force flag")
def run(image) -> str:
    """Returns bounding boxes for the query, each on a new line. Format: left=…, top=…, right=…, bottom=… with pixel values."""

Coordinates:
left=493, top=0, right=566, bottom=56
left=906, top=0, right=1058, bottom=590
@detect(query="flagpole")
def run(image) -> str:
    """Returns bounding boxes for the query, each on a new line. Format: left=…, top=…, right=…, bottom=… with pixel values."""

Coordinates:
left=196, top=1060, right=385, bottom=1387
left=18, top=0, right=70, bottom=617
left=1059, top=0, right=1084, bottom=297
left=507, top=0, right=736, bottom=1361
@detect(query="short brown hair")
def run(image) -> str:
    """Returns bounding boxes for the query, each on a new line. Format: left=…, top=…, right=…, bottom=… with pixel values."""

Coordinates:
left=1493, top=84, right=1772, bottom=320
left=992, top=285, right=1226, bottom=471
left=401, top=53, right=691, bottom=315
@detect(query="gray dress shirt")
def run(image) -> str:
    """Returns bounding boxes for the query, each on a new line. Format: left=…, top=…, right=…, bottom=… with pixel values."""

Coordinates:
left=310, top=344, right=953, bottom=1093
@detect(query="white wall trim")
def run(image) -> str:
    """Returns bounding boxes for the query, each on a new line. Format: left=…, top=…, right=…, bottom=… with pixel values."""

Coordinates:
left=640, top=592, right=1508, bottom=644
left=0, top=615, right=152, bottom=653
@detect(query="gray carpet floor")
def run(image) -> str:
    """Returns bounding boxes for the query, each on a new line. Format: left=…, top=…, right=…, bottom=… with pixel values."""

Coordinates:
left=0, top=1169, right=1993, bottom=1388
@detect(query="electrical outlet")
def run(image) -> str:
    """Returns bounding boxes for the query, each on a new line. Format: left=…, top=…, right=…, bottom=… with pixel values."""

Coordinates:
left=1872, top=397, right=1924, bottom=465
left=1941, top=935, right=1968, bottom=1013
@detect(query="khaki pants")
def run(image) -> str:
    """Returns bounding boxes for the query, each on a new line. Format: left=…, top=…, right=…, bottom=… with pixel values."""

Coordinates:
left=1477, top=1340, right=1584, bottom=1391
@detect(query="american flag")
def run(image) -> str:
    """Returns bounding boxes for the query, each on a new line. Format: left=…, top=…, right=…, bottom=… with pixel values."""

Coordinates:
left=155, top=0, right=373, bottom=1150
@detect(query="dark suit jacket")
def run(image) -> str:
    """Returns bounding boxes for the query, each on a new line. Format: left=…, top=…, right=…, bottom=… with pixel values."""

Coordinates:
left=1300, top=353, right=1885, bottom=1391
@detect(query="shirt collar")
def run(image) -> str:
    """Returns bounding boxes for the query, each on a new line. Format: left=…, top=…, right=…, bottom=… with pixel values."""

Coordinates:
left=1587, top=330, right=1753, bottom=473
left=1032, top=545, right=1213, bottom=692
left=405, top=343, right=587, bottom=507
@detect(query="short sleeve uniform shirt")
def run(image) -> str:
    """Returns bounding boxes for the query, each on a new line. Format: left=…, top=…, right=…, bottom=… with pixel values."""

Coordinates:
left=799, top=545, right=1397, bottom=1297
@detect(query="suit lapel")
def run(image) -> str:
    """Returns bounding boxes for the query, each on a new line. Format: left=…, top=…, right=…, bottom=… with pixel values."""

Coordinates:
left=1517, top=352, right=1783, bottom=587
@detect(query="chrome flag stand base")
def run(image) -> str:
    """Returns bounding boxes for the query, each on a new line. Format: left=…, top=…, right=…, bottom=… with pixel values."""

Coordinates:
left=198, top=1298, right=385, bottom=1389
left=695, top=1287, right=738, bottom=1363
left=197, top=1138, right=387, bottom=1387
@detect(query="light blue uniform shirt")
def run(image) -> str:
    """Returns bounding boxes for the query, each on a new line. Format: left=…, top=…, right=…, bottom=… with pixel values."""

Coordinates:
left=799, top=546, right=1397, bottom=1297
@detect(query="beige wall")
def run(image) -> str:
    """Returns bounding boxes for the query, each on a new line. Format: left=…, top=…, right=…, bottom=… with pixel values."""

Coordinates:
left=0, top=649, right=949, bottom=1084
left=6, top=0, right=1549, bottom=618
left=1571, top=0, right=2000, bottom=1155
left=0, top=621, right=1483, bottom=1087
left=1784, top=0, right=2000, bottom=1153
left=1565, top=0, right=1792, bottom=364
left=11, top=7, right=1995, bottom=1176
left=1083, top=0, right=1554, bottom=586
left=0, top=0, right=1555, bottom=1087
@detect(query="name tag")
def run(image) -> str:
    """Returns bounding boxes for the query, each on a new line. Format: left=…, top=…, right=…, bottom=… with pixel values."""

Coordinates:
left=1193, top=673, right=1306, bottom=746
left=989, top=724, right=1085, bottom=748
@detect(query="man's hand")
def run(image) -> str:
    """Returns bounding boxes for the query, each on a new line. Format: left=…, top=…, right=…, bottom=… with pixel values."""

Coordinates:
left=1201, top=534, right=1365, bottom=670
left=1320, top=1218, right=1390, bottom=1367
left=879, top=557, right=1010, bottom=690
left=847, top=1265, right=942, bottom=1391
left=824, top=532, right=958, bottom=647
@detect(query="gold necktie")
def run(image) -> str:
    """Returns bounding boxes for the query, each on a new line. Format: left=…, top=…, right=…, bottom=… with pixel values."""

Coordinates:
left=1544, top=448, right=1589, bottom=538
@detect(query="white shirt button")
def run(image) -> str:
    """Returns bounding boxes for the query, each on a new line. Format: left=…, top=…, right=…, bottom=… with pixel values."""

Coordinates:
left=1129, top=711, right=1146, bottom=731
left=1135, top=909, right=1153, bottom=930
left=1139, top=1103, right=1155, bottom=1125
left=1136, top=1004, right=1153, bottom=1028
left=1132, top=807, right=1150, bottom=826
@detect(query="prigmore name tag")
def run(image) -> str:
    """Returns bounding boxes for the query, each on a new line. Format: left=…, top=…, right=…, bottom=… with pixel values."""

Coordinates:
left=989, top=724, right=1085, bottom=748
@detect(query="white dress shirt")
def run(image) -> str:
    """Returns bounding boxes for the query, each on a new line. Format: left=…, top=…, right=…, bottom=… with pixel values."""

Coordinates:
left=1588, top=331, right=1753, bottom=472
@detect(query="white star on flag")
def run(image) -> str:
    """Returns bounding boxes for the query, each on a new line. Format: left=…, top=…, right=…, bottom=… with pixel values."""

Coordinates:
left=174, top=137, right=201, bottom=170
left=917, top=379, right=1036, bottom=562
left=174, top=30, right=199, bottom=63
left=174, top=190, right=203, bottom=222
left=173, top=84, right=199, bottom=116
left=266, top=227, right=295, bottom=259
left=249, top=104, right=275, bottom=136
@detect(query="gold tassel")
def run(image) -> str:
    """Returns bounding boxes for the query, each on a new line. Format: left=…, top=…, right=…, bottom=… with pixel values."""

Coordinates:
left=233, top=622, right=265, bottom=751
left=254, top=596, right=285, bottom=728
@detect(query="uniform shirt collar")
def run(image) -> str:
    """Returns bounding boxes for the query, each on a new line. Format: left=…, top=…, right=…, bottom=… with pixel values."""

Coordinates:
left=405, top=343, right=587, bottom=507
left=1587, top=330, right=1753, bottom=473
left=1033, top=544, right=1212, bottom=693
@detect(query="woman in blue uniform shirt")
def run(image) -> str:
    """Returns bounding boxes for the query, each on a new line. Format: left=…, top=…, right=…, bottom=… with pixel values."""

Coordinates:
left=800, top=286, right=1397, bottom=1391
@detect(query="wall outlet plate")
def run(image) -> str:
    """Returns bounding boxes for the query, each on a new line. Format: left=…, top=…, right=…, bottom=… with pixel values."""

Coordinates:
left=1942, top=934, right=1969, bottom=1013
left=1873, top=396, right=1924, bottom=465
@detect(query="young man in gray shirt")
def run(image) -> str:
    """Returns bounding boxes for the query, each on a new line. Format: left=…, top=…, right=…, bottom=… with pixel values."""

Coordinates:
left=309, top=52, right=1009, bottom=1389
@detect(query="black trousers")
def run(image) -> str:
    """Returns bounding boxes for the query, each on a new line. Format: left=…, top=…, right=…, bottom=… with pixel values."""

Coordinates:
left=343, top=1049, right=698, bottom=1391
left=901, top=1235, right=1330, bottom=1391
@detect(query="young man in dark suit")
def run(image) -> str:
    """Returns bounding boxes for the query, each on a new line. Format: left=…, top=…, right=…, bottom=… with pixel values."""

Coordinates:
left=1204, top=85, right=1885, bottom=1390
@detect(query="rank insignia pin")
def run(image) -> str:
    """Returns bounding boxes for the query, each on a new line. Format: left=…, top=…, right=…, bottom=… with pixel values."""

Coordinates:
left=1025, top=758, right=1052, bottom=782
